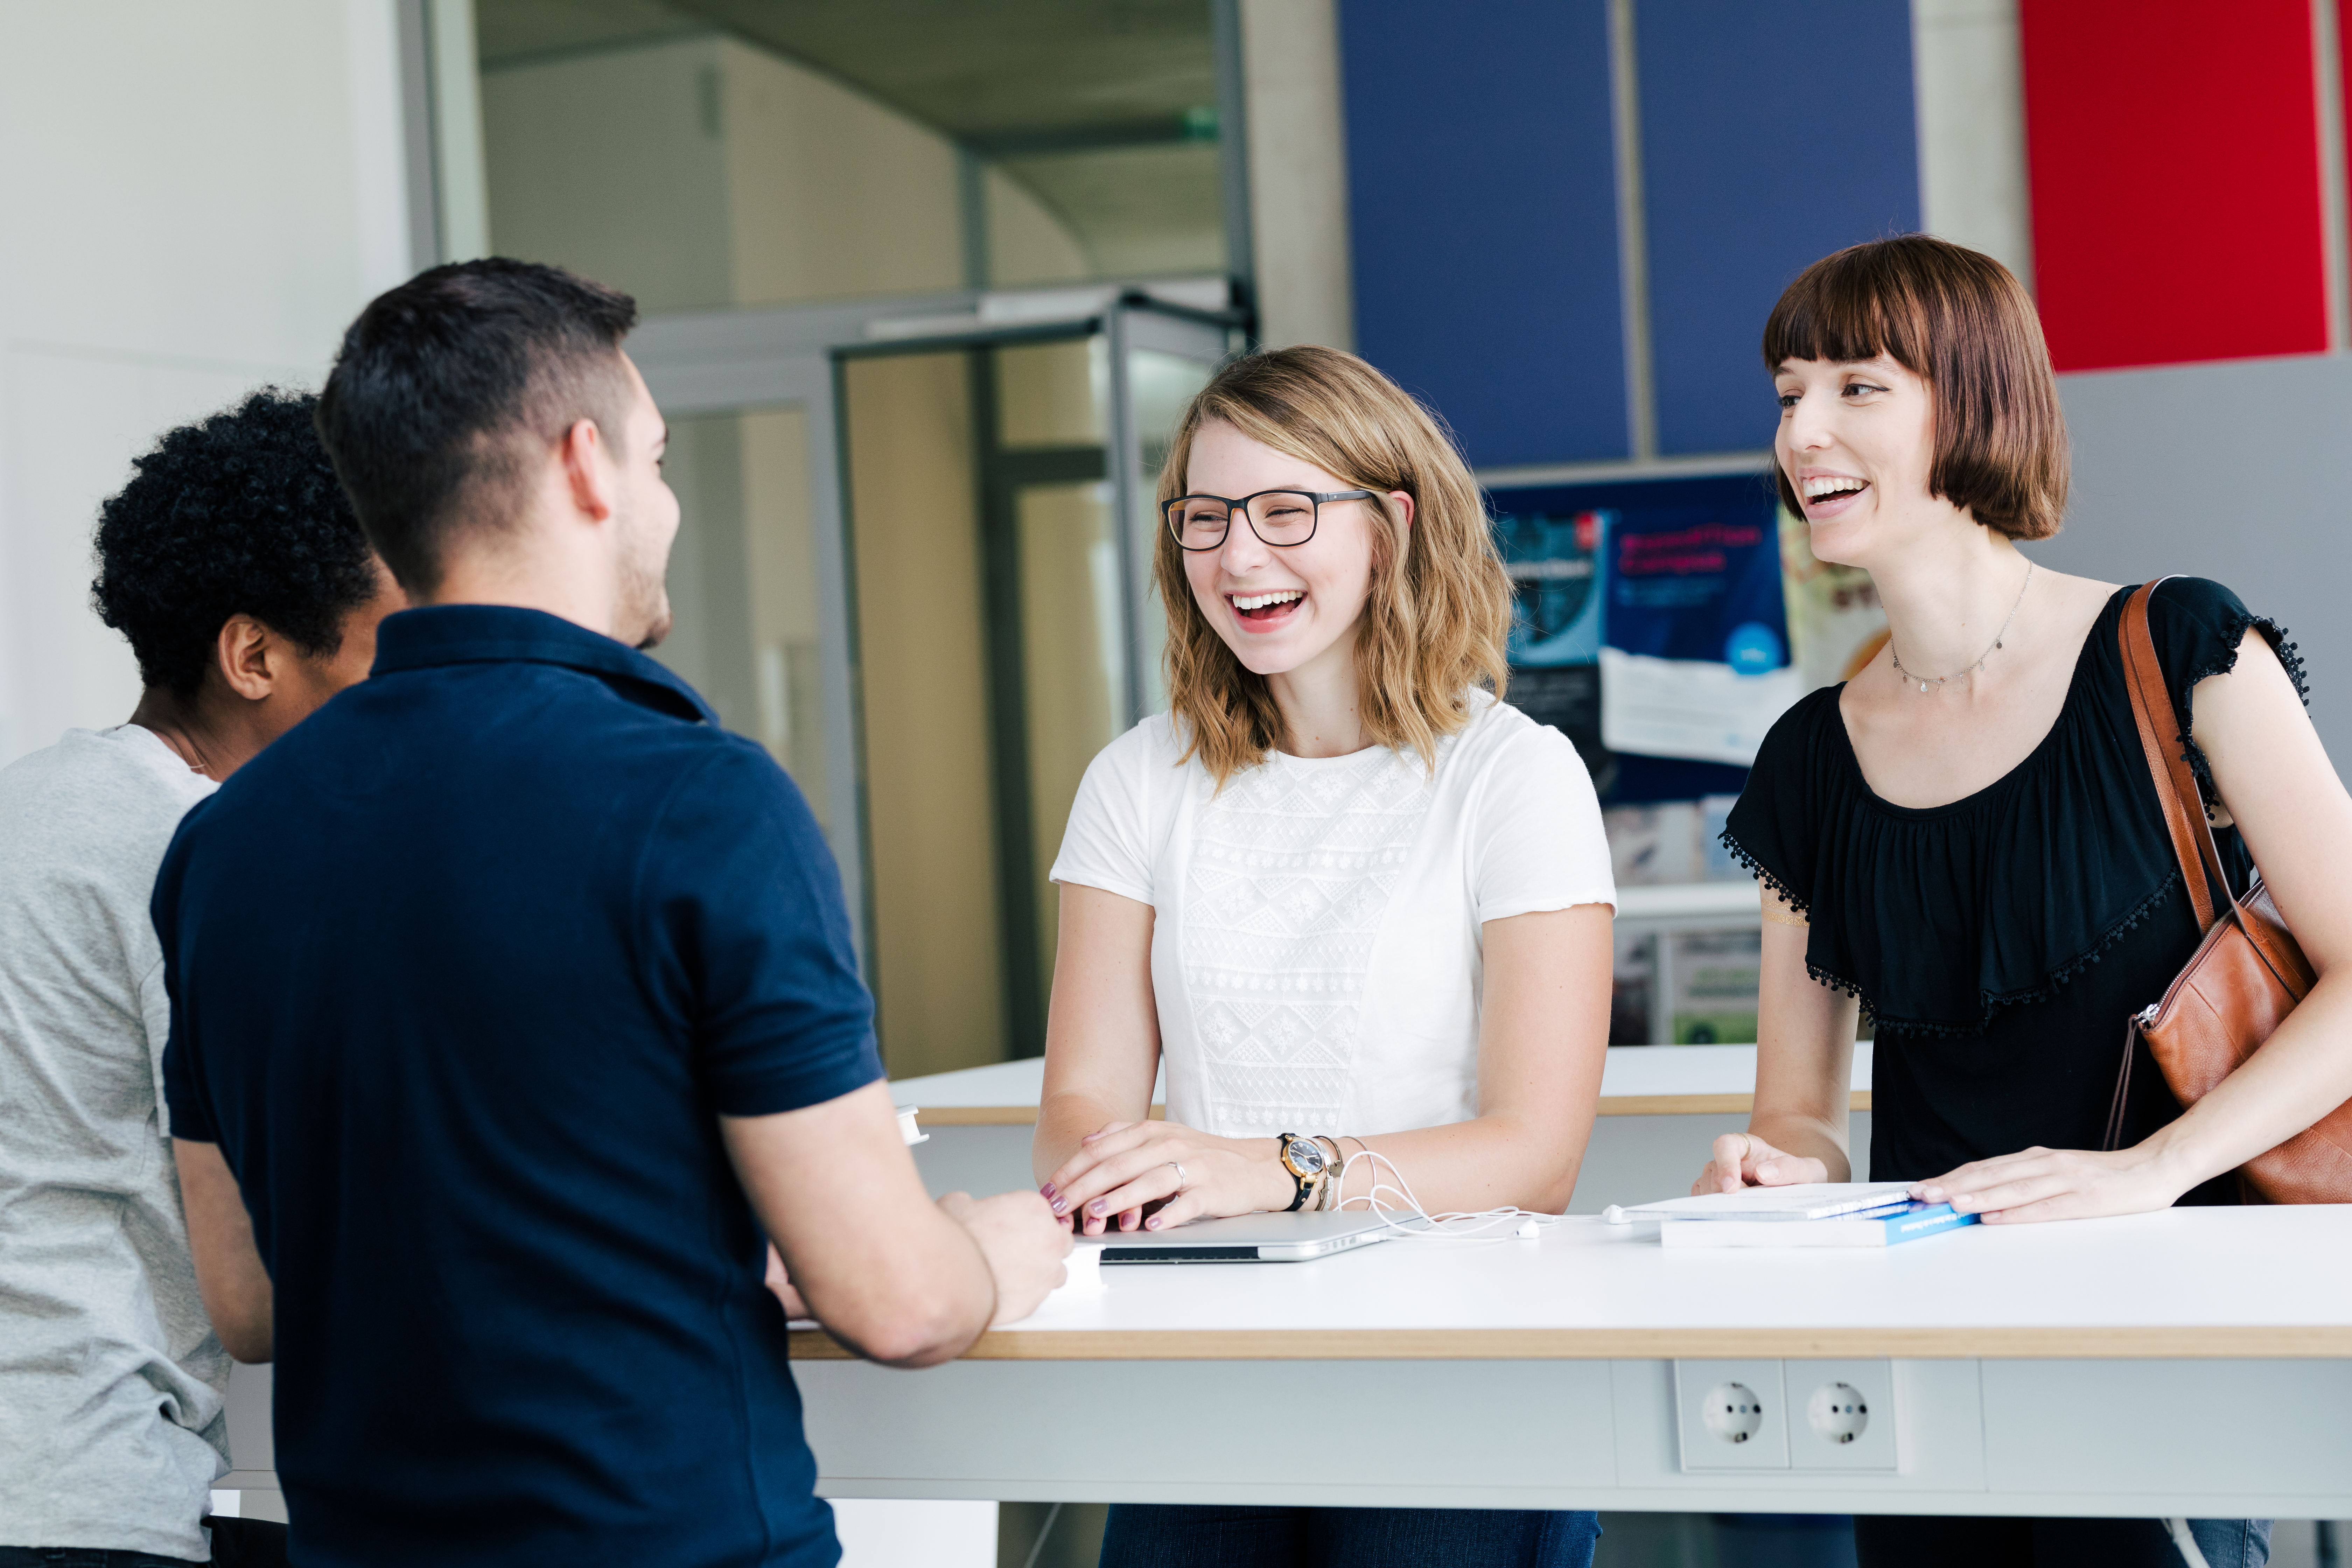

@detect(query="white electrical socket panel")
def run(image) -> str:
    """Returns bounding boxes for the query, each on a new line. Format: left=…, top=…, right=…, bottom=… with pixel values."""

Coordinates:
left=1785, top=1359, right=1898, bottom=1472
left=1674, top=1359, right=1790, bottom=1470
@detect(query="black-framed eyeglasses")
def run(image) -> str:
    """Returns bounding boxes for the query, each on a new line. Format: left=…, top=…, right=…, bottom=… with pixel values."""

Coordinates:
left=1162, top=489, right=1377, bottom=551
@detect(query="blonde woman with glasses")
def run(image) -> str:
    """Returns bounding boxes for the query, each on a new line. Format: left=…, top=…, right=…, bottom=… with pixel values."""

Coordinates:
left=1035, top=346, right=1614, bottom=1567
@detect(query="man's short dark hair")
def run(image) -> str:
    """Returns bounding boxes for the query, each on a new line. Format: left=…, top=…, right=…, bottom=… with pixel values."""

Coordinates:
left=315, top=258, right=639, bottom=595
left=92, top=389, right=382, bottom=698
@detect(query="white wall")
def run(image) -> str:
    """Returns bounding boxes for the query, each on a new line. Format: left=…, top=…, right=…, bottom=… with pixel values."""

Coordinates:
left=482, top=37, right=736, bottom=312
left=482, top=34, right=1084, bottom=311
left=986, top=165, right=1093, bottom=288
left=0, top=0, right=414, bottom=767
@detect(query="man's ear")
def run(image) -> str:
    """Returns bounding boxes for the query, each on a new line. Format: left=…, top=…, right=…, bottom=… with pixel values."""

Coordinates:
left=213, top=615, right=278, bottom=703
left=558, top=416, right=618, bottom=525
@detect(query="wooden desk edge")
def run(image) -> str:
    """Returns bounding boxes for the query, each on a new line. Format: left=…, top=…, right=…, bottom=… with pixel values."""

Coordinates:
left=789, top=1324, right=2352, bottom=1362
left=913, top=1094, right=1871, bottom=1126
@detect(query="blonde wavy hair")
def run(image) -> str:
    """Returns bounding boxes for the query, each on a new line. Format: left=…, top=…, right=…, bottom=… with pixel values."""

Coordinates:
left=1155, top=345, right=1513, bottom=785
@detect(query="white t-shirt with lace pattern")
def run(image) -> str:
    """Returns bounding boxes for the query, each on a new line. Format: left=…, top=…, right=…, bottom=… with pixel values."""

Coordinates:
left=1048, top=692, right=1614, bottom=1139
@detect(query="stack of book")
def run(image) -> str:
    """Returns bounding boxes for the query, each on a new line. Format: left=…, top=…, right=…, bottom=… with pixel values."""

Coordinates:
left=1611, top=1183, right=1979, bottom=1249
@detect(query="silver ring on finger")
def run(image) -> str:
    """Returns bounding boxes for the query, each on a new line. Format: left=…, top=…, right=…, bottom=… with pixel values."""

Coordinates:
left=1167, top=1160, right=1187, bottom=1194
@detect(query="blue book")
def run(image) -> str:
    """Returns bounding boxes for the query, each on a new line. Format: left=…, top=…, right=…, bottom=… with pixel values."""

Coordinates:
left=1658, top=1202, right=1979, bottom=1249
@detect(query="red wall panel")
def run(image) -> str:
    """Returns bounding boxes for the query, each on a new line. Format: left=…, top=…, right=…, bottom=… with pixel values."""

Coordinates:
left=2022, top=0, right=2328, bottom=371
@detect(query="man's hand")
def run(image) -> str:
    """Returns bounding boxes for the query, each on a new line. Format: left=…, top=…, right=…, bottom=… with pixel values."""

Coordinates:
left=939, top=1190, right=1070, bottom=1326
left=763, top=1244, right=809, bottom=1319
left=1690, top=1131, right=1830, bottom=1195
left=726, top=1083, right=1001, bottom=1367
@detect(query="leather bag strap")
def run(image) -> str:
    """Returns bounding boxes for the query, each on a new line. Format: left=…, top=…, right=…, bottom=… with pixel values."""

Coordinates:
left=2101, top=1015, right=2139, bottom=1153
left=2120, top=581, right=2228, bottom=933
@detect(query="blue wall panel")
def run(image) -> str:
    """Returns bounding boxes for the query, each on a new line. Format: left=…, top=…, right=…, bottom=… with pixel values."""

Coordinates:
left=1636, top=1, right=1920, bottom=456
left=1339, top=0, right=1626, bottom=469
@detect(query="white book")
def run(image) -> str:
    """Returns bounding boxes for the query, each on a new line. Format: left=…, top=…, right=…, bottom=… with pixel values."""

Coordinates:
left=1661, top=1203, right=1978, bottom=1249
left=1606, top=1182, right=1919, bottom=1224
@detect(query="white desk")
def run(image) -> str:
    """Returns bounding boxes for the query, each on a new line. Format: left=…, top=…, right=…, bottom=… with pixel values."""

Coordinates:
left=794, top=1205, right=2352, bottom=1519
left=896, top=1045, right=1874, bottom=1213
left=217, top=1072, right=2352, bottom=1529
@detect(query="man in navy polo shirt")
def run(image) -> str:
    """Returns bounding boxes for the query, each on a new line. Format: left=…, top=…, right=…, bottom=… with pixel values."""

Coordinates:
left=156, top=259, right=1067, bottom=1567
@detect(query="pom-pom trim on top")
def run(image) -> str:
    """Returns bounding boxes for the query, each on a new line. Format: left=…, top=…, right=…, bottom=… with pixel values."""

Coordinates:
left=1717, top=831, right=1807, bottom=919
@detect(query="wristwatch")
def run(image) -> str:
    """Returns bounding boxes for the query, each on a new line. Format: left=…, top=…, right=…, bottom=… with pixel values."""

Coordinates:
left=1276, top=1132, right=1330, bottom=1213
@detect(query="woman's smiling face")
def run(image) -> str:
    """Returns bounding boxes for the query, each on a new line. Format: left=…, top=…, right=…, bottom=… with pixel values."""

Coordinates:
left=1773, top=352, right=1940, bottom=568
left=1178, top=419, right=1400, bottom=680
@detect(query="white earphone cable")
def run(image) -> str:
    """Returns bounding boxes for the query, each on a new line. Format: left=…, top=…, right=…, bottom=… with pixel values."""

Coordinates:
left=1328, top=1148, right=1566, bottom=1240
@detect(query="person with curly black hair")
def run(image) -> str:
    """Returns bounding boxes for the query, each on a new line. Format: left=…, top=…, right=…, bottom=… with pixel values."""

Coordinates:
left=93, top=387, right=399, bottom=778
left=0, top=388, right=399, bottom=1567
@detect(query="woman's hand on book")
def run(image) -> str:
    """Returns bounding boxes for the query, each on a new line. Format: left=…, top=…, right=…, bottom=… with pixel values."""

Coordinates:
left=1040, top=1119, right=1293, bottom=1236
left=1690, top=1132, right=1830, bottom=1196
left=1912, top=1143, right=2191, bottom=1223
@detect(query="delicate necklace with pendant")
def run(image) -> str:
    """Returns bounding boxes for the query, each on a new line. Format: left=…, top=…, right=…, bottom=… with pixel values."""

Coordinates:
left=1889, top=561, right=2035, bottom=694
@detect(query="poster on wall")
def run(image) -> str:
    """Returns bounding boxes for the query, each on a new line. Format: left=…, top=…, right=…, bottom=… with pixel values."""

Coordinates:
left=1779, top=506, right=1888, bottom=690
left=1496, top=505, right=1608, bottom=786
left=1598, top=492, right=1801, bottom=766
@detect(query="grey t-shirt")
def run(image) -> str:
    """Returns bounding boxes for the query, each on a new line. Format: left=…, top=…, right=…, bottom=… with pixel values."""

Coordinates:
left=0, top=725, right=228, bottom=1558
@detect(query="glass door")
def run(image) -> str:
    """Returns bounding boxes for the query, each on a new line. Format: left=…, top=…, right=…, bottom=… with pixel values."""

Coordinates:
left=654, top=406, right=833, bottom=827
left=630, top=289, right=1233, bottom=1082
left=840, top=303, right=1229, bottom=1076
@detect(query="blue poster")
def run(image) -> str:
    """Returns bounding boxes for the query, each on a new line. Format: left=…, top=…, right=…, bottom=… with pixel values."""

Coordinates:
left=1596, top=479, right=1798, bottom=766
left=1602, top=497, right=1785, bottom=672
left=1488, top=474, right=1795, bottom=775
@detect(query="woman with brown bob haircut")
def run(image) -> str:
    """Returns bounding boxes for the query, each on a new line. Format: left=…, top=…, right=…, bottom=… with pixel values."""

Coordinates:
left=1036, top=346, right=1614, bottom=1566
left=1700, top=234, right=2352, bottom=1566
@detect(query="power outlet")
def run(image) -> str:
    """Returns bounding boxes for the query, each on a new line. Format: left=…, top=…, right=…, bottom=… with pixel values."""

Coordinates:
left=1786, top=1359, right=1898, bottom=1472
left=1674, top=1359, right=1790, bottom=1471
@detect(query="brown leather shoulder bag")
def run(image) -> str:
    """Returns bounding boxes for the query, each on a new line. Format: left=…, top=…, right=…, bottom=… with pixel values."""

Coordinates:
left=2102, top=580, right=2352, bottom=1202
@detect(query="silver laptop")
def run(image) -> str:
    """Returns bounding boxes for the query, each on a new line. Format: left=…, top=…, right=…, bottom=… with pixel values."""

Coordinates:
left=1095, top=1210, right=1402, bottom=1264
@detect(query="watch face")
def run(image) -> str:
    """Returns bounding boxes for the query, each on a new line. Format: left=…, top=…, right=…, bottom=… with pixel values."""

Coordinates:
left=1287, top=1137, right=1326, bottom=1175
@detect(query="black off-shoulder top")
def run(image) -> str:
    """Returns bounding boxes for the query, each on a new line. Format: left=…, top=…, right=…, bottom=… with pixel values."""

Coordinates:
left=1722, top=579, right=2306, bottom=1193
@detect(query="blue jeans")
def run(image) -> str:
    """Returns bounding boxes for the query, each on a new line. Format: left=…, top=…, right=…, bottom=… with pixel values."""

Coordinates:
left=1852, top=1514, right=2270, bottom=1567
left=1098, top=1503, right=1600, bottom=1567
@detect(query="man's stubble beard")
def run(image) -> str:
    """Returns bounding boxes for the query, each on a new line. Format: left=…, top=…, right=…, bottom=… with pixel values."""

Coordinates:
left=616, top=504, right=674, bottom=651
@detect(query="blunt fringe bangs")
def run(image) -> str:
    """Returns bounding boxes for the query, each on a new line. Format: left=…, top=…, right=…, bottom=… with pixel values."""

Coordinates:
left=1154, top=345, right=1513, bottom=787
left=1763, top=234, right=2067, bottom=540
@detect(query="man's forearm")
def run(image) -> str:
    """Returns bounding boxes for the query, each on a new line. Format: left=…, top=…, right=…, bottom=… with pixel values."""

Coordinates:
left=802, top=1209, right=995, bottom=1368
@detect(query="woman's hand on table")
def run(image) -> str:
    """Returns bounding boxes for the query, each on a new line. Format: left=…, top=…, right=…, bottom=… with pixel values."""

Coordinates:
left=1912, top=1143, right=2192, bottom=1223
left=1690, top=1132, right=1830, bottom=1196
left=1041, top=1119, right=1291, bottom=1235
